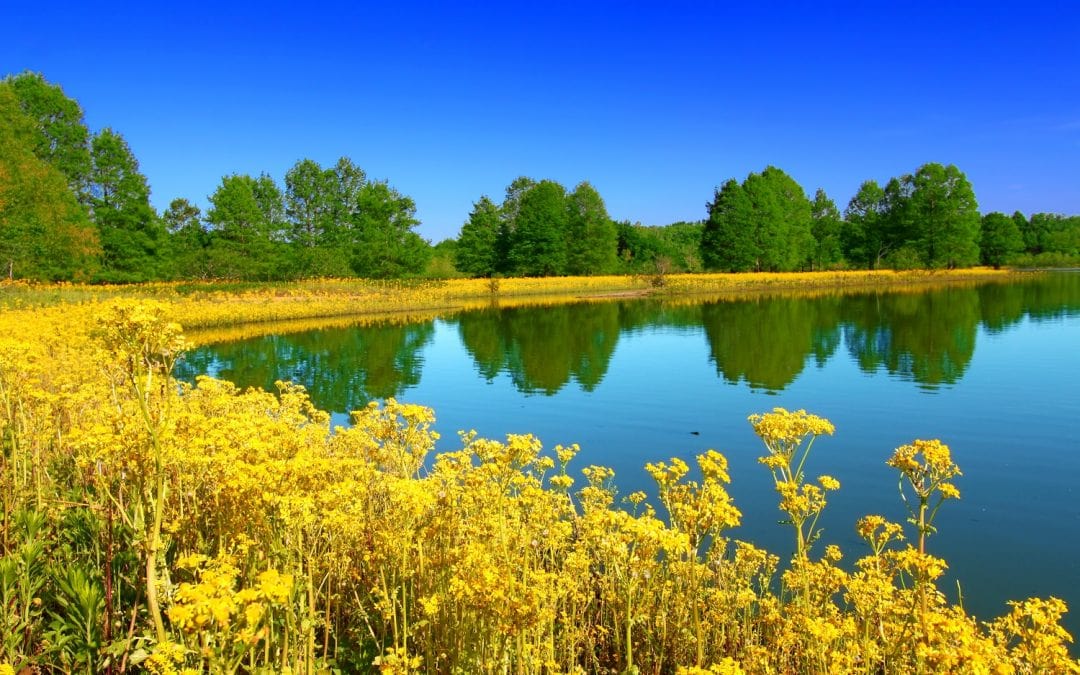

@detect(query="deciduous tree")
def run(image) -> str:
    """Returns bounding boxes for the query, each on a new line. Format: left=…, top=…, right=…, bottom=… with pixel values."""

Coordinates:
left=90, top=128, right=166, bottom=280
left=0, top=84, right=99, bottom=279
left=980, top=212, right=1023, bottom=268
left=843, top=180, right=888, bottom=268
left=206, top=174, right=289, bottom=279
left=905, top=163, right=980, bottom=268
left=348, top=181, right=429, bottom=278
left=163, top=198, right=208, bottom=278
left=506, top=180, right=568, bottom=276
left=6, top=71, right=92, bottom=203
left=701, top=179, right=755, bottom=271
left=456, top=196, right=501, bottom=277
left=810, top=188, right=843, bottom=270
left=565, top=182, right=617, bottom=275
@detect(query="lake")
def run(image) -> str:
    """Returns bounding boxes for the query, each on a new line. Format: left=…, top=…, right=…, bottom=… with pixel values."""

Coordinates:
left=180, top=272, right=1080, bottom=635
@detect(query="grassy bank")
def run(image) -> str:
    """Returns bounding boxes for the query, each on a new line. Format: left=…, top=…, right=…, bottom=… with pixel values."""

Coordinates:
left=1, top=268, right=1019, bottom=331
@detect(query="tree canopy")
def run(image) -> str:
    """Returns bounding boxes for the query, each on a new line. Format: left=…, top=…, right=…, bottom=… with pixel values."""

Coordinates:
left=700, top=167, right=812, bottom=272
left=0, top=82, right=99, bottom=280
left=455, top=177, right=618, bottom=278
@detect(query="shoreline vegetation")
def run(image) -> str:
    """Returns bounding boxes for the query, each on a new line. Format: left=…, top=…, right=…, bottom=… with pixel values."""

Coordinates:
left=2, top=267, right=1022, bottom=337
left=2, top=270, right=1079, bottom=672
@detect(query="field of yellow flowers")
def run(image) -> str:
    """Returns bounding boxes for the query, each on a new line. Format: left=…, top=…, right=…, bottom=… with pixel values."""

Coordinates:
left=1, top=271, right=1077, bottom=673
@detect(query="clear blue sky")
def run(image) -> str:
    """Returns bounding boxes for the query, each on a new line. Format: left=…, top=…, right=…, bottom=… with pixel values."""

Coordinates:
left=4, top=1, right=1078, bottom=242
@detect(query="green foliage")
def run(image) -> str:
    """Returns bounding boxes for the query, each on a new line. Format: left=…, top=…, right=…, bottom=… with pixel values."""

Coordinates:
left=162, top=198, right=208, bottom=279
left=90, top=128, right=167, bottom=281
left=495, top=176, right=537, bottom=274
left=506, top=180, right=569, bottom=276
left=565, top=181, right=618, bottom=275
left=424, top=238, right=464, bottom=278
left=746, top=166, right=814, bottom=271
left=348, top=181, right=430, bottom=278
left=0, top=84, right=100, bottom=280
left=617, top=220, right=660, bottom=269
left=980, top=212, right=1024, bottom=268
left=617, top=221, right=702, bottom=273
left=205, top=173, right=291, bottom=280
left=5, top=71, right=93, bottom=203
left=456, top=196, right=502, bottom=277
left=843, top=165, right=981, bottom=270
left=46, top=565, right=105, bottom=674
left=842, top=179, right=889, bottom=269
left=701, top=179, right=756, bottom=271
left=1024, top=213, right=1080, bottom=258
left=284, top=157, right=365, bottom=277
left=0, top=510, right=50, bottom=670
left=457, top=178, right=625, bottom=277
left=906, top=163, right=981, bottom=268
left=810, top=188, right=844, bottom=270
left=701, top=167, right=812, bottom=272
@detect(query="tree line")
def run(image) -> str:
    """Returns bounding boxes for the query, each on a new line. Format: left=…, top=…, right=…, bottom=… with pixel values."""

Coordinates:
left=1, top=72, right=428, bottom=282
left=2, top=71, right=1077, bottom=282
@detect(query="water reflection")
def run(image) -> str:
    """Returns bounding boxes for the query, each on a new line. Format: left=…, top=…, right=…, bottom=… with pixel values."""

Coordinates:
left=841, top=289, right=979, bottom=388
left=700, top=296, right=842, bottom=391
left=181, top=273, right=1080, bottom=405
left=457, top=303, right=621, bottom=394
left=180, top=321, right=434, bottom=410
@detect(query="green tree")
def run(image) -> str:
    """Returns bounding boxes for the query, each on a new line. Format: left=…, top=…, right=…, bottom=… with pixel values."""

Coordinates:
left=163, top=198, right=208, bottom=278
left=1027, top=213, right=1080, bottom=257
left=701, top=178, right=756, bottom=271
left=205, top=173, right=289, bottom=279
left=424, top=238, right=461, bottom=278
left=506, top=180, right=568, bottom=276
left=0, top=84, right=99, bottom=279
left=742, top=166, right=813, bottom=271
left=843, top=180, right=889, bottom=268
left=162, top=197, right=201, bottom=235
left=810, top=188, right=844, bottom=270
left=653, top=221, right=705, bottom=272
left=89, top=128, right=166, bottom=280
left=905, top=163, right=980, bottom=268
left=768, top=166, right=814, bottom=270
left=495, top=176, right=537, bottom=273
left=1047, top=216, right=1080, bottom=256
left=979, top=212, right=1024, bottom=268
left=565, top=181, right=617, bottom=275
left=348, top=181, right=429, bottom=278
left=284, top=158, right=336, bottom=249
left=879, top=177, right=920, bottom=268
left=283, top=157, right=361, bottom=276
left=743, top=171, right=783, bottom=271
left=456, top=196, right=501, bottom=277
left=1013, top=211, right=1035, bottom=254
left=617, top=220, right=664, bottom=271
left=5, top=71, right=92, bottom=203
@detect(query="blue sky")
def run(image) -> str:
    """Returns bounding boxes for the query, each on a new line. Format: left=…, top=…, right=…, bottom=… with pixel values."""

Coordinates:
left=4, top=1, right=1078, bottom=242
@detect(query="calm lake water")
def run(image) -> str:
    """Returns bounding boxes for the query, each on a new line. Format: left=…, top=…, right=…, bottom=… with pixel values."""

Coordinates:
left=180, top=273, right=1080, bottom=634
